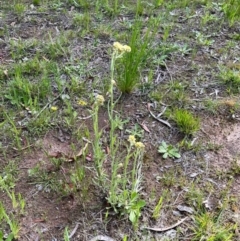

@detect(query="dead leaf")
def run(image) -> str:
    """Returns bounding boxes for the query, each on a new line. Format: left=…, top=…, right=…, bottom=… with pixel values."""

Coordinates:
left=48, top=151, right=63, bottom=158
left=144, top=217, right=188, bottom=232
left=139, top=122, right=150, bottom=133
left=76, top=143, right=88, bottom=158
left=86, top=153, right=92, bottom=161
left=42, top=56, right=50, bottom=62
left=147, top=103, right=152, bottom=111
left=177, top=205, right=194, bottom=214
left=106, top=146, right=110, bottom=154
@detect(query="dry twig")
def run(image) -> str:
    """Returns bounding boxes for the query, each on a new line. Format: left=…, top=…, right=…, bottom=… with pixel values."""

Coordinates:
left=144, top=217, right=188, bottom=232
left=148, top=104, right=172, bottom=129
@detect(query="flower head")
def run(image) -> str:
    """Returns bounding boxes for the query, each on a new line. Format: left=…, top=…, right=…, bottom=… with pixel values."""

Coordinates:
left=135, top=142, right=145, bottom=150
left=50, top=106, right=58, bottom=111
left=128, top=135, right=136, bottom=146
left=118, top=163, right=123, bottom=168
left=113, top=42, right=131, bottom=53
left=95, top=95, right=105, bottom=106
left=78, top=99, right=87, bottom=106
left=111, top=79, right=116, bottom=85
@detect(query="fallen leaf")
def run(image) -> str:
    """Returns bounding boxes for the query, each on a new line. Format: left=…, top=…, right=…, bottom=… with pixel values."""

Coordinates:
left=48, top=151, right=63, bottom=158
left=189, top=172, right=199, bottom=178
left=139, top=122, right=151, bottom=133
left=177, top=205, right=194, bottom=214
left=76, top=143, right=88, bottom=158
left=106, top=146, right=110, bottom=154
left=86, top=153, right=92, bottom=161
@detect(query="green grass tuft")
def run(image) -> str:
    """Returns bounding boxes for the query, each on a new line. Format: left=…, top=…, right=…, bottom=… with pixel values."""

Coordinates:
left=172, top=109, right=200, bottom=136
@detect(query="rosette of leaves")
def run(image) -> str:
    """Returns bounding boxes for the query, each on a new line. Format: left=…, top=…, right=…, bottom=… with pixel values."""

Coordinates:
left=158, top=141, right=181, bottom=159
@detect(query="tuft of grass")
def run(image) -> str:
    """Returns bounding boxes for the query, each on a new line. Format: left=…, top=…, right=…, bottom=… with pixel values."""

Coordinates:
left=115, top=17, right=160, bottom=93
left=13, top=3, right=25, bottom=17
left=73, top=12, right=91, bottom=31
left=9, top=38, right=39, bottom=60
left=32, top=0, right=41, bottom=6
left=172, top=109, right=200, bottom=136
left=4, top=70, right=51, bottom=109
left=222, top=0, right=240, bottom=26
left=185, top=184, right=204, bottom=210
left=43, top=33, right=69, bottom=60
left=191, top=211, right=235, bottom=241
left=0, top=161, right=25, bottom=240
left=152, top=195, right=163, bottom=219
left=219, top=68, right=240, bottom=93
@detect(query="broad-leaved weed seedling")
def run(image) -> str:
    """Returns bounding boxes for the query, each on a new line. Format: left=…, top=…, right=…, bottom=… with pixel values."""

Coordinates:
left=158, top=141, right=181, bottom=159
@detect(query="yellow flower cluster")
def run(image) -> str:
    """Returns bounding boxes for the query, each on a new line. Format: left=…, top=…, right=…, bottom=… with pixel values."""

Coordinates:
left=95, top=94, right=105, bottom=106
left=50, top=106, right=58, bottom=111
left=113, top=42, right=131, bottom=53
left=128, top=135, right=145, bottom=150
left=78, top=99, right=87, bottom=106
left=135, top=142, right=145, bottom=149
left=128, top=135, right=136, bottom=146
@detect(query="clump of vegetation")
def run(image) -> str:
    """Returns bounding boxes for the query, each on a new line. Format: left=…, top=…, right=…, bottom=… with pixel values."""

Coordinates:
left=192, top=212, right=235, bottom=241
left=222, top=0, right=240, bottom=25
left=172, top=109, right=200, bottom=136
left=158, top=141, right=181, bottom=159
left=116, top=17, right=160, bottom=93
left=219, top=68, right=240, bottom=93
left=92, top=42, right=146, bottom=228
left=1, top=0, right=240, bottom=240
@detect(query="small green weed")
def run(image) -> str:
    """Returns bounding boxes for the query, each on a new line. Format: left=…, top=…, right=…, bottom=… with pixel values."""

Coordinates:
left=32, top=0, right=41, bottom=6
left=157, top=168, right=180, bottom=187
left=219, top=68, right=240, bottom=93
left=5, top=74, right=51, bottom=109
left=195, top=31, right=215, bottom=46
left=0, top=202, right=21, bottom=240
left=0, top=166, right=24, bottom=240
left=158, top=141, right=181, bottom=159
left=69, top=0, right=91, bottom=8
left=126, top=124, right=143, bottom=141
left=3, top=111, right=22, bottom=149
left=63, top=226, right=70, bottom=241
left=185, top=184, right=204, bottom=210
left=43, top=33, right=69, bottom=60
left=203, top=99, right=220, bottom=114
left=73, top=12, right=91, bottom=31
left=152, top=195, right=164, bottom=219
left=9, top=38, right=38, bottom=60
